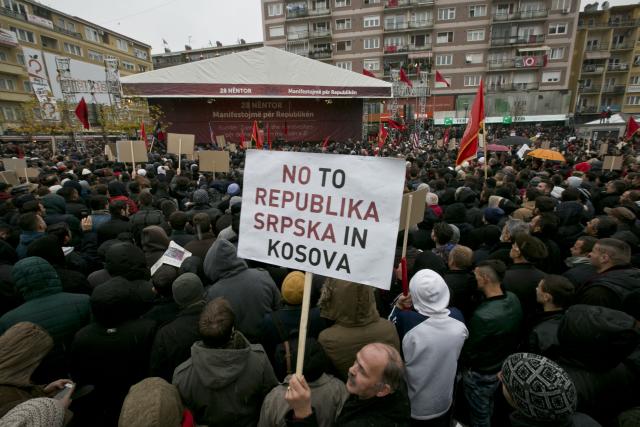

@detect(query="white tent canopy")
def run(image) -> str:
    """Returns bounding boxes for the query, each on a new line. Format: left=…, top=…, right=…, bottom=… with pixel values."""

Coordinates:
left=122, top=46, right=392, bottom=99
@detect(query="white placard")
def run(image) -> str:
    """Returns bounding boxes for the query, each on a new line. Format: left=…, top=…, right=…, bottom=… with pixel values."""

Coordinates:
left=238, top=150, right=405, bottom=289
left=150, top=240, right=192, bottom=276
left=517, top=144, right=530, bottom=159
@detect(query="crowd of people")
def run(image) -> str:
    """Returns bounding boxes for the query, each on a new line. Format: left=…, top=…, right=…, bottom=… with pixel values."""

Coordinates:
left=0, top=124, right=638, bottom=427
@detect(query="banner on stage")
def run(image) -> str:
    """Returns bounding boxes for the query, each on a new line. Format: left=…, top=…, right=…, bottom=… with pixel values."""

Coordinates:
left=238, top=150, right=405, bottom=289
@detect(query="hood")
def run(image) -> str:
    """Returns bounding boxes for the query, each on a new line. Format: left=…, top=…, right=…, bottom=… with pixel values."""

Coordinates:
left=443, top=203, right=467, bottom=224
left=203, top=239, right=247, bottom=282
left=41, top=193, right=66, bottom=215
left=11, top=257, right=62, bottom=300
left=119, top=377, right=183, bottom=427
left=409, top=269, right=450, bottom=317
left=26, top=235, right=65, bottom=266
left=108, top=181, right=127, bottom=197
left=319, top=279, right=380, bottom=327
left=556, top=201, right=584, bottom=226
left=0, top=239, right=17, bottom=265
left=105, top=242, right=150, bottom=281
left=411, top=251, right=446, bottom=278
left=142, top=225, right=170, bottom=254
left=190, top=332, right=251, bottom=388
left=90, top=276, right=147, bottom=326
left=0, top=322, right=54, bottom=387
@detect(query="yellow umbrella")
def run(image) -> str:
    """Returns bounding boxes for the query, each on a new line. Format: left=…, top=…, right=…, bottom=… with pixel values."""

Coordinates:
left=526, top=148, right=566, bottom=162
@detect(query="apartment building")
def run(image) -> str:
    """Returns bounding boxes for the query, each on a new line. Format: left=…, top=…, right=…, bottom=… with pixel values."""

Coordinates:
left=0, top=0, right=152, bottom=131
left=262, top=0, right=580, bottom=121
left=152, top=41, right=263, bottom=70
left=569, top=2, right=640, bottom=119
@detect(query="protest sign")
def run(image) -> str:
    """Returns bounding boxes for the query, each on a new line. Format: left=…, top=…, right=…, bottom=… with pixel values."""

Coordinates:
left=227, top=143, right=237, bottom=153
left=2, top=158, right=27, bottom=172
left=398, top=188, right=427, bottom=231
left=150, top=241, right=192, bottom=276
left=116, top=140, right=148, bottom=163
left=215, top=135, right=226, bottom=148
left=167, top=133, right=195, bottom=156
left=238, top=150, right=405, bottom=289
left=26, top=168, right=40, bottom=178
left=198, top=151, right=230, bottom=173
left=541, top=141, right=551, bottom=149
left=599, top=143, right=608, bottom=155
left=105, top=144, right=116, bottom=161
left=603, top=156, right=623, bottom=171
left=517, top=144, right=530, bottom=159
left=0, top=171, right=18, bottom=186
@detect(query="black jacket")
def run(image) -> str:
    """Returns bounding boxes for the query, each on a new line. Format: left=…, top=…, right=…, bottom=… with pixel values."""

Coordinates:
left=130, top=206, right=165, bottom=245
left=149, top=301, right=204, bottom=382
left=562, top=259, right=597, bottom=288
left=526, top=310, right=563, bottom=359
left=96, top=215, right=132, bottom=245
left=503, top=263, right=546, bottom=327
left=575, top=264, right=640, bottom=314
left=442, top=270, right=477, bottom=320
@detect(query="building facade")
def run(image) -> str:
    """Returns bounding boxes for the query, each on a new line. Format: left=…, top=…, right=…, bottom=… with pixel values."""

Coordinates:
left=262, top=0, right=580, bottom=122
left=0, top=0, right=152, bottom=132
left=569, top=3, right=640, bottom=120
left=152, top=41, right=263, bottom=70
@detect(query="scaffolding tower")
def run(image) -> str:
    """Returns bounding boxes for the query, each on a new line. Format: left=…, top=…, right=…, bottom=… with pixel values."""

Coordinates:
left=415, top=71, right=429, bottom=139
left=361, top=100, right=369, bottom=143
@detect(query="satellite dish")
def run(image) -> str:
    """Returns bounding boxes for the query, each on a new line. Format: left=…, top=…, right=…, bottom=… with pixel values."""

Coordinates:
left=601, top=1, right=610, bottom=9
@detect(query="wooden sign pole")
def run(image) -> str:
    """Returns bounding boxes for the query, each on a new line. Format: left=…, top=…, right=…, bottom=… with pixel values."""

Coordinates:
left=130, top=142, right=136, bottom=174
left=23, top=167, right=28, bottom=183
left=178, top=138, right=182, bottom=173
left=400, top=194, right=413, bottom=296
left=295, top=271, right=314, bottom=377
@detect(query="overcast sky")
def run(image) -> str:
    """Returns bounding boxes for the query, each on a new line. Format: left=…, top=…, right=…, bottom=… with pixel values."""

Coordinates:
left=44, top=0, right=637, bottom=54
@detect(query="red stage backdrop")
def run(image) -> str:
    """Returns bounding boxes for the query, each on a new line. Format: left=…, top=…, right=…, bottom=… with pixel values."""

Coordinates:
left=151, top=98, right=363, bottom=145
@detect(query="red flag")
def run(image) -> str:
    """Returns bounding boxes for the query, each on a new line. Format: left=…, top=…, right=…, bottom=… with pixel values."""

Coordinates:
left=322, top=135, right=330, bottom=151
left=251, top=120, right=263, bottom=149
left=387, top=118, right=406, bottom=131
left=378, top=124, right=388, bottom=149
left=284, top=120, right=288, bottom=136
left=363, top=69, right=376, bottom=78
left=267, top=123, right=272, bottom=149
left=75, top=97, right=89, bottom=129
left=456, top=80, right=484, bottom=166
left=443, top=127, right=450, bottom=145
left=399, top=68, right=412, bottom=88
left=239, top=127, right=246, bottom=149
left=626, top=116, right=640, bottom=140
left=435, top=71, right=450, bottom=87
left=401, top=257, right=409, bottom=296
left=140, top=121, right=148, bottom=149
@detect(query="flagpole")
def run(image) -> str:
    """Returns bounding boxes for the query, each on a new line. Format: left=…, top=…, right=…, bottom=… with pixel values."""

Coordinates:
left=432, top=73, right=436, bottom=130
left=482, top=81, right=488, bottom=182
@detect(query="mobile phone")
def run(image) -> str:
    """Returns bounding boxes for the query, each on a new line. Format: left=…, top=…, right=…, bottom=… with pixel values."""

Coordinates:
left=54, top=382, right=74, bottom=400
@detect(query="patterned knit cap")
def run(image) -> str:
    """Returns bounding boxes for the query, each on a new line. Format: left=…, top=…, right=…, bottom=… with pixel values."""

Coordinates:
left=0, top=398, right=65, bottom=427
left=501, top=352, right=577, bottom=421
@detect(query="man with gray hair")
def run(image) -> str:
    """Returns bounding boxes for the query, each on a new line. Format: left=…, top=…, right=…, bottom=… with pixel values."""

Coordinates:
left=576, top=238, right=640, bottom=315
left=488, top=219, right=530, bottom=266
left=285, top=343, right=410, bottom=426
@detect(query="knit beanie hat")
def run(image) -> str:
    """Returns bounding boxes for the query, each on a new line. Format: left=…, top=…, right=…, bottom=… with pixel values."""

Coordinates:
left=484, top=207, right=505, bottom=225
left=192, top=189, right=209, bottom=205
left=282, top=271, right=305, bottom=305
left=227, top=183, right=241, bottom=196
left=172, top=273, right=204, bottom=308
left=409, top=269, right=450, bottom=316
left=137, top=168, right=147, bottom=177
left=0, top=397, right=65, bottom=427
left=501, top=352, right=577, bottom=421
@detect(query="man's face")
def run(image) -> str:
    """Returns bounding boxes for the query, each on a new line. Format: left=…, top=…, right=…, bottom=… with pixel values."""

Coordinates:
left=588, top=244, right=606, bottom=269
left=509, top=243, right=521, bottom=260
left=621, top=191, right=632, bottom=204
left=36, top=216, right=47, bottom=232
left=570, top=240, right=585, bottom=257
left=346, top=346, right=388, bottom=399
left=585, top=218, right=599, bottom=236
left=536, top=182, right=549, bottom=194
left=535, top=280, right=547, bottom=304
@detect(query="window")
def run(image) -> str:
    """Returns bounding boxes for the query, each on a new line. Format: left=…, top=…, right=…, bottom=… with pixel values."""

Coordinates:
left=3, top=0, right=26, bottom=14
left=0, top=51, right=6, bottom=61
left=138, top=65, right=147, bottom=72
left=40, top=35, right=58, bottom=49
left=16, top=53, right=24, bottom=65
left=628, top=96, right=640, bottom=105
left=335, top=18, right=351, bottom=30
left=363, top=59, right=380, bottom=71
left=116, top=38, right=129, bottom=51
left=436, top=32, right=453, bottom=43
left=0, top=77, right=16, bottom=91
left=631, top=76, right=640, bottom=85
left=1, top=106, right=18, bottom=121
left=552, top=0, right=569, bottom=11
left=542, top=70, right=561, bottom=82
left=465, top=53, right=483, bottom=64
left=469, top=4, right=487, bottom=17
left=63, top=42, right=82, bottom=56
left=550, top=47, right=564, bottom=60
left=85, top=27, right=100, bottom=43
left=267, top=3, right=283, bottom=16
left=363, top=16, right=380, bottom=28
left=122, top=61, right=135, bottom=71
left=364, top=38, right=379, bottom=49
left=436, top=54, right=453, bottom=66
left=410, top=34, right=430, bottom=47
left=10, top=27, right=35, bottom=43
left=467, top=29, right=485, bottom=41
left=88, top=50, right=103, bottom=62
left=438, top=7, right=455, bottom=20
left=22, top=81, right=31, bottom=92
left=364, top=0, right=380, bottom=3
left=336, top=40, right=352, bottom=51
left=134, top=48, right=148, bottom=60
left=57, top=18, right=76, bottom=32
left=269, top=25, right=284, bottom=37
left=335, top=0, right=350, bottom=7
left=464, top=75, right=481, bottom=86
left=336, top=61, right=352, bottom=70
left=549, top=23, right=567, bottom=35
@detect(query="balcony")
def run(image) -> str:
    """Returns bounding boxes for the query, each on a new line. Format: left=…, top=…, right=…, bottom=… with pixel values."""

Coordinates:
left=52, top=25, right=82, bottom=39
left=384, top=45, right=408, bottom=55
left=487, top=55, right=546, bottom=70
left=409, top=19, right=433, bottom=29
left=384, top=22, right=409, bottom=31
left=610, top=42, right=635, bottom=51
left=286, top=31, right=309, bottom=40
left=309, top=49, right=332, bottom=59
left=607, top=63, right=629, bottom=72
left=585, top=43, right=609, bottom=51
left=309, top=29, right=331, bottom=39
left=577, top=106, right=598, bottom=113
left=0, top=7, right=26, bottom=21
left=0, top=61, right=26, bottom=76
left=486, top=82, right=539, bottom=91
left=407, top=43, right=431, bottom=51
left=0, top=90, right=31, bottom=103
left=490, top=34, right=545, bottom=47
left=628, top=85, right=640, bottom=93
left=602, top=85, right=626, bottom=94
left=581, top=64, right=605, bottom=74
left=308, top=7, right=330, bottom=16
left=493, top=9, right=548, bottom=21
left=408, top=0, right=434, bottom=5
left=579, top=85, right=602, bottom=94
left=384, top=0, right=411, bottom=9
left=579, top=18, right=639, bottom=29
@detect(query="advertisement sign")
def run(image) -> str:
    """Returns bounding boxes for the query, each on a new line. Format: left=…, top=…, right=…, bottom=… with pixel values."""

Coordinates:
left=238, top=151, right=405, bottom=289
left=0, top=29, right=18, bottom=47
left=22, top=47, right=60, bottom=121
